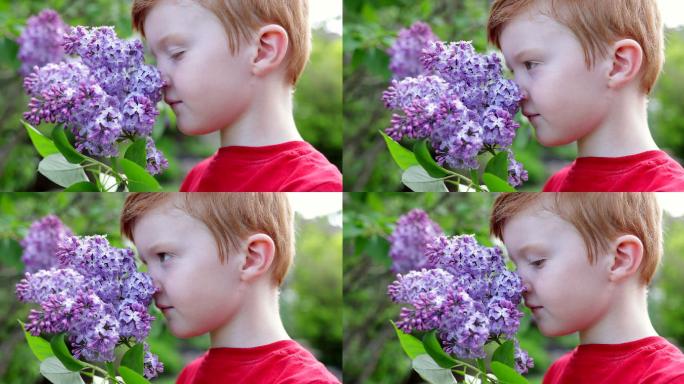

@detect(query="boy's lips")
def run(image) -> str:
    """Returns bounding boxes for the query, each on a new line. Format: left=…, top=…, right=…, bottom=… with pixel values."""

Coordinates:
left=165, top=98, right=182, bottom=108
left=156, top=303, right=174, bottom=312
left=526, top=304, right=543, bottom=313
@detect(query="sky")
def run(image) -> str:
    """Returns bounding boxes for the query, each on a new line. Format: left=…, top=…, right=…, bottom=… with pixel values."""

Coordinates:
left=658, top=0, right=684, bottom=28
left=657, top=193, right=684, bottom=217
left=288, top=193, right=343, bottom=227
left=309, top=0, right=342, bottom=35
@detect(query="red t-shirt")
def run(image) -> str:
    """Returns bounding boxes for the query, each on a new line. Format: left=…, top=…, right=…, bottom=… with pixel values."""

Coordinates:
left=179, top=141, right=342, bottom=192
left=543, top=336, right=684, bottom=384
left=176, top=340, right=340, bottom=384
left=543, top=150, right=684, bottom=191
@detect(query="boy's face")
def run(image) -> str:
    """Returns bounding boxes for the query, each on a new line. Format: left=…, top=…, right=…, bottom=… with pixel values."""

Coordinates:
left=501, top=198, right=612, bottom=337
left=499, top=6, right=611, bottom=147
left=132, top=199, right=245, bottom=338
left=144, top=0, right=255, bottom=136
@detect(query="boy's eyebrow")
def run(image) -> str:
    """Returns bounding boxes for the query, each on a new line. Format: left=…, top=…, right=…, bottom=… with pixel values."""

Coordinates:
left=152, top=33, right=185, bottom=53
left=515, top=243, right=546, bottom=259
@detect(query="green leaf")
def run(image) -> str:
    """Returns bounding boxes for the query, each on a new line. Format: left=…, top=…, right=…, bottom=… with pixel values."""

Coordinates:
left=19, top=320, right=54, bottom=361
left=413, top=140, right=451, bottom=178
left=477, top=358, right=491, bottom=384
left=124, top=139, right=148, bottom=169
left=485, top=151, right=509, bottom=181
left=119, top=158, right=161, bottom=192
left=63, top=182, right=99, bottom=192
left=51, top=125, right=85, bottom=164
left=49, top=334, right=85, bottom=372
left=492, top=340, right=516, bottom=369
left=22, top=121, right=59, bottom=157
left=105, top=362, right=117, bottom=380
left=391, top=321, right=426, bottom=359
left=401, top=166, right=448, bottom=192
left=412, top=355, right=458, bottom=384
left=380, top=131, right=418, bottom=170
left=422, top=331, right=458, bottom=369
left=490, top=361, right=529, bottom=384
left=482, top=173, right=516, bottom=192
left=118, top=366, right=152, bottom=384
left=40, top=357, right=85, bottom=384
left=38, top=154, right=89, bottom=188
left=120, top=343, right=144, bottom=376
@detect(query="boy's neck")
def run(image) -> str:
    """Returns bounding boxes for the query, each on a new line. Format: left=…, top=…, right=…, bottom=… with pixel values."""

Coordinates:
left=219, top=80, right=303, bottom=148
left=576, top=89, right=658, bottom=158
left=578, top=283, right=657, bottom=345
left=209, top=282, right=290, bottom=348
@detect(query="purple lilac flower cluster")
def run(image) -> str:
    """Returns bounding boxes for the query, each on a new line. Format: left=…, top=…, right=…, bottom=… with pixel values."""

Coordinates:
left=22, top=23, right=168, bottom=175
left=16, top=234, right=163, bottom=378
left=17, top=9, right=67, bottom=76
left=388, top=232, right=533, bottom=373
left=387, top=21, right=438, bottom=79
left=20, top=215, right=73, bottom=273
left=388, top=209, right=444, bottom=273
left=383, top=22, right=528, bottom=187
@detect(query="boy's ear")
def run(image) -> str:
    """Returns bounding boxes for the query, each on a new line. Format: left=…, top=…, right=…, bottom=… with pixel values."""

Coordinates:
left=607, top=234, right=644, bottom=282
left=251, top=24, right=289, bottom=78
left=239, top=233, right=276, bottom=282
left=607, top=39, right=643, bottom=89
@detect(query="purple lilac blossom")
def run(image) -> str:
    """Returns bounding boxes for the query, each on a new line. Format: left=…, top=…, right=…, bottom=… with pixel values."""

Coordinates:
left=388, top=21, right=438, bottom=79
left=383, top=23, right=528, bottom=187
left=388, top=228, right=532, bottom=372
left=20, top=215, right=73, bottom=273
left=17, top=9, right=67, bottom=76
left=22, top=24, right=167, bottom=175
left=143, top=342, right=165, bottom=378
left=388, top=209, right=444, bottom=273
left=15, top=235, right=163, bottom=378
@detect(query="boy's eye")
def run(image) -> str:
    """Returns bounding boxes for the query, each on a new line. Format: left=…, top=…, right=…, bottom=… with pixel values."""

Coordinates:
left=524, top=61, right=538, bottom=71
left=157, top=253, right=172, bottom=263
left=171, top=51, right=185, bottom=60
left=530, top=259, right=545, bottom=268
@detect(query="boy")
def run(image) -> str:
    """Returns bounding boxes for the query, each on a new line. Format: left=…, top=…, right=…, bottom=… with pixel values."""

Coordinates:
left=490, top=193, right=684, bottom=383
left=131, top=0, right=342, bottom=192
left=120, top=193, right=340, bottom=383
left=487, top=0, right=684, bottom=191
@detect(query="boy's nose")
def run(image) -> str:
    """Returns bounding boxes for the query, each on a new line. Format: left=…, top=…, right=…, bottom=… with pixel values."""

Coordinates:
left=520, top=88, right=529, bottom=101
left=521, top=279, right=532, bottom=294
left=160, top=72, right=171, bottom=88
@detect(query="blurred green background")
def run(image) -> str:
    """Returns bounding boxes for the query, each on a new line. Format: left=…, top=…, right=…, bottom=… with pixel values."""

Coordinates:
left=0, top=192, right=342, bottom=383
left=0, top=0, right=342, bottom=191
left=343, top=0, right=684, bottom=191
left=343, top=192, right=684, bottom=383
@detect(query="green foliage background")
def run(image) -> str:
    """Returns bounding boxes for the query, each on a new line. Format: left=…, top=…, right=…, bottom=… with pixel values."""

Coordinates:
left=343, top=192, right=684, bottom=383
left=343, top=0, right=684, bottom=191
left=0, top=192, right=342, bottom=383
left=0, top=0, right=342, bottom=191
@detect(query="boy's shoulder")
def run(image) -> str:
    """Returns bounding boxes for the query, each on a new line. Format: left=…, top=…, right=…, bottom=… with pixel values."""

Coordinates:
left=543, top=336, right=684, bottom=384
left=176, top=340, right=340, bottom=384
left=179, top=141, right=342, bottom=192
left=543, top=150, right=684, bottom=191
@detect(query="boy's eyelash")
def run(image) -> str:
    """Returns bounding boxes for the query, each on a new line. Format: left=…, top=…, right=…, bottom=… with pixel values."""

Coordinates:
left=530, top=259, right=545, bottom=267
left=171, top=51, right=185, bottom=60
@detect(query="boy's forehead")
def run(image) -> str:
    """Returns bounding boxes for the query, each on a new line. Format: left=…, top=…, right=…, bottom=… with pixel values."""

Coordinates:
left=143, top=0, right=205, bottom=45
left=499, top=8, right=570, bottom=60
